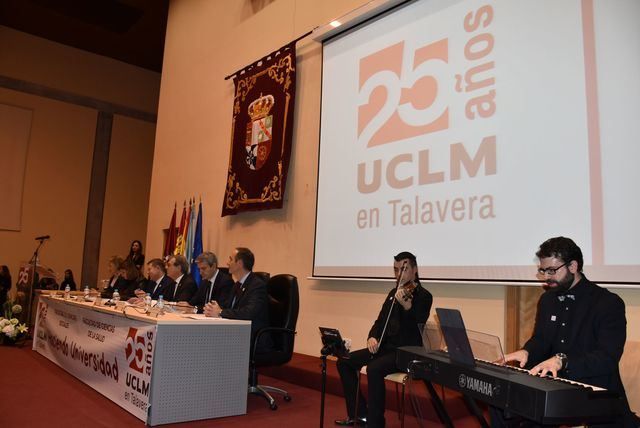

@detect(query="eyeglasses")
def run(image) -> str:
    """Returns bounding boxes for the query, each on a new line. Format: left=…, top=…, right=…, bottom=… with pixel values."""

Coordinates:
left=537, top=262, right=568, bottom=276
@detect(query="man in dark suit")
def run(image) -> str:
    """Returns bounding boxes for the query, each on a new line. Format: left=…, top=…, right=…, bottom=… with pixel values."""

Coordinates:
left=165, top=254, right=197, bottom=302
left=186, top=251, right=233, bottom=312
left=204, top=247, right=272, bottom=353
left=334, top=251, right=432, bottom=428
left=498, top=236, right=638, bottom=427
left=137, top=258, right=175, bottom=301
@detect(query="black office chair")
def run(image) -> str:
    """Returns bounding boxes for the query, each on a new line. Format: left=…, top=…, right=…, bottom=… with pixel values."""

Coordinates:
left=249, top=274, right=299, bottom=410
left=253, top=271, right=270, bottom=283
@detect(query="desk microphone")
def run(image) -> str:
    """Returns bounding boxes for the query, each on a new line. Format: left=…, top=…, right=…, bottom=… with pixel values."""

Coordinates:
left=35, top=235, right=51, bottom=241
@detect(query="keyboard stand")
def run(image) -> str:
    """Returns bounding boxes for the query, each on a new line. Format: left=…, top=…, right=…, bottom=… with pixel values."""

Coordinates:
left=462, top=393, right=490, bottom=428
left=423, top=380, right=454, bottom=428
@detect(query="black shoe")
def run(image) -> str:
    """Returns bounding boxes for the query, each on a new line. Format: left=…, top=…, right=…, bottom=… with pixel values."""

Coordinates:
left=334, top=417, right=366, bottom=426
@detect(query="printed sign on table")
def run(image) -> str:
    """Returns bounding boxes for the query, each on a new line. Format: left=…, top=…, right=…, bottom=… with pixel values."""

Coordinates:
left=33, top=298, right=157, bottom=422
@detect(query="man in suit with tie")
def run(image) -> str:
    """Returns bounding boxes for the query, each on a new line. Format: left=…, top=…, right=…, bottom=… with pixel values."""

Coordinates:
left=497, top=237, right=638, bottom=427
left=137, top=258, right=175, bottom=300
left=165, top=254, right=197, bottom=302
left=204, top=247, right=272, bottom=353
left=186, top=251, right=233, bottom=312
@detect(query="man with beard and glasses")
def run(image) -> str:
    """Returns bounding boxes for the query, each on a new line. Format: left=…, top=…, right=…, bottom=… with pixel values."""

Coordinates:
left=493, top=236, right=638, bottom=427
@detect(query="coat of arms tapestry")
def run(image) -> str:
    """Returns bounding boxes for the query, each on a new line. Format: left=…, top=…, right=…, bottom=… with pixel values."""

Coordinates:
left=222, top=42, right=296, bottom=216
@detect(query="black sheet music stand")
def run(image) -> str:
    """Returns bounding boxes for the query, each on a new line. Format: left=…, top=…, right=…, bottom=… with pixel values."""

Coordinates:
left=435, top=308, right=490, bottom=428
left=318, top=327, right=350, bottom=427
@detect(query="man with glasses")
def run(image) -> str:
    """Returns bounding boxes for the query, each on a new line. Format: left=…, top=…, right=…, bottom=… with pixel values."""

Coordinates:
left=496, top=236, right=637, bottom=427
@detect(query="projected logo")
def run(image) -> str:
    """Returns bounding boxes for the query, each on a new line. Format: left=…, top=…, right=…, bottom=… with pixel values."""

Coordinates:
left=358, top=39, right=449, bottom=148
left=124, top=327, right=147, bottom=373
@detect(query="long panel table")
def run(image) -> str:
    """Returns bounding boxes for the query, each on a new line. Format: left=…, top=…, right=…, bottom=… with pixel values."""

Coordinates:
left=33, top=296, right=251, bottom=426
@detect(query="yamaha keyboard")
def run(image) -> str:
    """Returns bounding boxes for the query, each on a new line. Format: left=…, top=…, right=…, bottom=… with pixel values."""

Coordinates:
left=397, top=346, right=624, bottom=425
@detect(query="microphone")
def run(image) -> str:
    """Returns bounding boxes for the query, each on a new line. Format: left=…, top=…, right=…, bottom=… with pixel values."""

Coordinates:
left=35, top=235, right=50, bottom=241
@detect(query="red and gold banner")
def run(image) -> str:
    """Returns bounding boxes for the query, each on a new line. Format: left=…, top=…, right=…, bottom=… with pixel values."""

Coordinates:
left=222, top=42, right=296, bottom=216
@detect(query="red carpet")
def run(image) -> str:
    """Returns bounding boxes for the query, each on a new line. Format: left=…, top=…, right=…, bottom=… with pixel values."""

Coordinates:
left=0, top=344, right=483, bottom=427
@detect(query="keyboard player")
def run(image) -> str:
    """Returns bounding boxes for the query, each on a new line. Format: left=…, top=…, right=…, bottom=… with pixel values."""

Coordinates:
left=494, top=237, right=638, bottom=427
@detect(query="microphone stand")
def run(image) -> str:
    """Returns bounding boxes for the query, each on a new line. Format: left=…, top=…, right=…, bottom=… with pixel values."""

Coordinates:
left=376, top=261, right=407, bottom=352
left=25, top=238, right=47, bottom=333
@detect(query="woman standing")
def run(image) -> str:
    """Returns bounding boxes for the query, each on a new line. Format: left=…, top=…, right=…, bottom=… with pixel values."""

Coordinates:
left=125, top=240, right=145, bottom=271
left=0, top=265, right=11, bottom=307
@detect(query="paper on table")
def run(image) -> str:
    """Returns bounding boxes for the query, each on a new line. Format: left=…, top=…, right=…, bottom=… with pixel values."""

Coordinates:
left=182, top=314, right=237, bottom=321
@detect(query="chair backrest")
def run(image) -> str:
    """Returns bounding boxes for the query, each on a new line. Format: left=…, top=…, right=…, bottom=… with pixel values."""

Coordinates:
left=266, top=274, right=299, bottom=354
left=254, top=271, right=271, bottom=283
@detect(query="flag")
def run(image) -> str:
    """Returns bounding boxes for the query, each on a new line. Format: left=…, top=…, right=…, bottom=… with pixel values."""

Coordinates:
left=163, top=203, right=177, bottom=258
left=190, top=200, right=203, bottom=286
left=185, top=198, right=196, bottom=263
left=222, top=41, right=297, bottom=216
left=174, top=200, right=190, bottom=256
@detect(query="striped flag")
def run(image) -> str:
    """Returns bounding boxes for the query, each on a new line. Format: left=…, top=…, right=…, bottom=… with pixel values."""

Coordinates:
left=185, top=198, right=196, bottom=263
left=190, top=200, right=203, bottom=286
left=174, top=201, right=189, bottom=256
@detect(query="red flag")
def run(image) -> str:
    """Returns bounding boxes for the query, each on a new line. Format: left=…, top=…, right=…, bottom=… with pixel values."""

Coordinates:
left=163, top=203, right=177, bottom=258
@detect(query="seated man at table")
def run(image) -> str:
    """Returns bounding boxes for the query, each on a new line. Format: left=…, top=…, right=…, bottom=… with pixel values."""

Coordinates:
left=134, top=258, right=175, bottom=301
left=183, top=251, right=234, bottom=312
left=204, top=247, right=272, bottom=353
left=164, top=254, right=197, bottom=302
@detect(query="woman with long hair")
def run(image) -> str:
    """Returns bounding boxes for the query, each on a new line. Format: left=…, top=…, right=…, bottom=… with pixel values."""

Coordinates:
left=0, top=265, right=11, bottom=307
left=101, top=256, right=127, bottom=299
left=59, top=269, right=77, bottom=291
left=125, top=240, right=145, bottom=271
left=119, top=260, right=145, bottom=299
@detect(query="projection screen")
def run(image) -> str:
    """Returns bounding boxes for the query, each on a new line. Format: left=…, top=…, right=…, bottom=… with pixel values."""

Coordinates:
left=314, top=0, right=640, bottom=285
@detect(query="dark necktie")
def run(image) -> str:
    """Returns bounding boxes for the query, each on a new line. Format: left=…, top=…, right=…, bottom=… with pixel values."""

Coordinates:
left=206, top=281, right=214, bottom=303
left=231, top=281, right=242, bottom=308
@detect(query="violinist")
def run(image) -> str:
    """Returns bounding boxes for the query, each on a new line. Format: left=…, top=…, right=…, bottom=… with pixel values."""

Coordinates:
left=335, top=251, right=433, bottom=428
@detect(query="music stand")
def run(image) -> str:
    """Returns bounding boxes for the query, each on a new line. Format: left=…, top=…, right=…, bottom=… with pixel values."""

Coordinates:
left=435, top=308, right=490, bottom=427
left=318, top=327, right=350, bottom=428
left=319, top=327, right=350, bottom=358
left=436, top=307, right=476, bottom=367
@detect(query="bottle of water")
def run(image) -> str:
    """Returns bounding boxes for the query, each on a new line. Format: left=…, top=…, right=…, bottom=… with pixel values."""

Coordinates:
left=144, top=293, right=152, bottom=312
left=84, top=286, right=90, bottom=300
left=157, top=295, right=165, bottom=313
left=64, top=284, right=71, bottom=300
left=112, top=289, right=120, bottom=303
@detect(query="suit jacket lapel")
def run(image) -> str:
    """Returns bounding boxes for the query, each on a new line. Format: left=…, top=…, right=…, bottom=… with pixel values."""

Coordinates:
left=566, top=281, right=596, bottom=346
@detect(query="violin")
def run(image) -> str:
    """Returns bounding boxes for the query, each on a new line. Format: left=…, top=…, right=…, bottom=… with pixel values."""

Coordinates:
left=398, top=280, right=417, bottom=301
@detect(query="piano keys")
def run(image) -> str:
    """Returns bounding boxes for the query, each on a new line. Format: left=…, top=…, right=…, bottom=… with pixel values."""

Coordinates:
left=397, top=346, right=624, bottom=426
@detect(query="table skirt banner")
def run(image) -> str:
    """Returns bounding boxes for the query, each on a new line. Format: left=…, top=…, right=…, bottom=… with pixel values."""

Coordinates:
left=33, top=298, right=157, bottom=422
